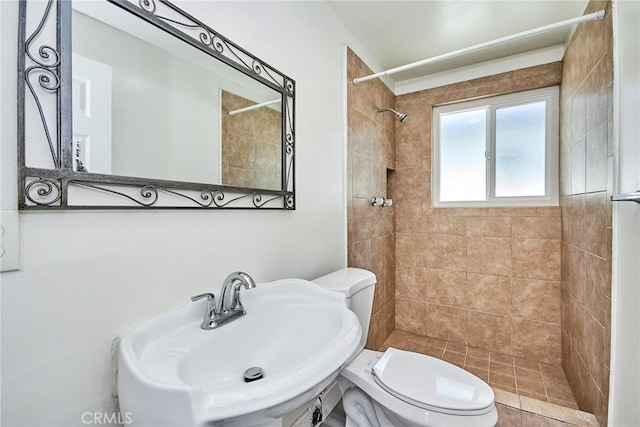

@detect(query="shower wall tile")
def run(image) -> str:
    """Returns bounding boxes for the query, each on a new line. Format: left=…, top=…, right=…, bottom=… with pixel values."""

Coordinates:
left=427, top=304, right=467, bottom=342
left=467, top=236, right=512, bottom=276
left=427, top=234, right=467, bottom=271
left=347, top=49, right=396, bottom=348
left=512, top=239, right=561, bottom=281
left=467, top=311, right=512, bottom=354
left=466, top=216, right=512, bottom=237
left=466, top=273, right=512, bottom=315
left=427, top=268, right=467, bottom=306
left=394, top=61, right=564, bottom=370
left=560, top=1, right=613, bottom=422
left=512, top=279, right=561, bottom=323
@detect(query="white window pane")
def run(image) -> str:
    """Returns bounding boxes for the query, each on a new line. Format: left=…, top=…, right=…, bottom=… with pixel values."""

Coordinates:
left=495, top=101, right=546, bottom=197
left=439, top=109, right=486, bottom=201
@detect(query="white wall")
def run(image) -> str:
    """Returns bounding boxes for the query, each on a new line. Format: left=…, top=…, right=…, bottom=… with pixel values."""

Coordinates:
left=0, top=1, right=381, bottom=425
left=610, top=0, right=640, bottom=425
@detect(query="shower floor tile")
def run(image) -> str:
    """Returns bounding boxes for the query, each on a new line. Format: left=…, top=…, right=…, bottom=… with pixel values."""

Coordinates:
left=378, top=330, right=579, bottom=410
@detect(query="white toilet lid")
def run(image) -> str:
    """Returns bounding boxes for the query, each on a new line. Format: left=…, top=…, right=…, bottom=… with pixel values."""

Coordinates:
left=372, top=348, right=494, bottom=415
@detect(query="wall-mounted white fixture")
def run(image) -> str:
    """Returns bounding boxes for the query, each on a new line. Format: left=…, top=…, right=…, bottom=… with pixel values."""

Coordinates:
left=118, top=278, right=360, bottom=426
left=371, top=196, right=393, bottom=207
left=353, top=9, right=606, bottom=85
left=228, top=99, right=280, bottom=116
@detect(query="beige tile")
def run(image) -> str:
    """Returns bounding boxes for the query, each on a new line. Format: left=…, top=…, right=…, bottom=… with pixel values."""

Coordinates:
left=494, top=388, right=521, bottom=409
left=468, top=346, right=491, bottom=359
left=370, top=236, right=387, bottom=275
left=395, top=268, right=428, bottom=301
left=443, top=350, right=466, bottom=367
left=395, top=199, right=428, bottom=233
left=518, top=390, right=548, bottom=403
left=491, top=361, right=516, bottom=376
left=395, top=298, right=428, bottom=336
left=493, top=384, right=518, bottom=394
left=434, top=207, right=487, bottom=216
left=496, top=403, right=522, bottom=427
left=512, top=318, right=561, bottom=365
left=466, top=355, right=490, bottom=370
left=467, top=311, right=512, bottom=354
left=512, top=239, right=561, bottom=281
left=521, top=412, right=569, bottom=427
left=516, top=366, right=543, bottom=383
left=427, top=304, right=467, bottom=342
left=427, top=215, right=467, bottom=235
left=540, top=363, right=565, bottom=378
left=585, top=254, right=611, bottom=327
left=492, top=352, right=515, bottom=366
left=466, top=216, right=512, bottom=237
left=467, top=273, right=512, bottom=315
left=512, top=279, right=561, bottom=323
left=543, top=375, right=576, bottom=403
left=349, top=240, right=372, bottom=271
left=465, top=365, right=489, bottom=382
left=487, top=207, right=538, bottom=217
left=421, top=345, right=445, bottom=359
left=427, top=234, right=467, bottom=271
left=426, top=268, right=467, bottom=306
left=514, top=357, right=541, bottom=371
left=396, top=233, right=429, bottom=268
left=366, top=310, right=385, bottom=350
left=548, top=398, right=579, bottom=410
left=490, top=372, right=516, bottom=389
left=425, top=336, right=448, bottom=349
left=520, top=396, right=599, bottom=426
left=512, top=216, right=561, bottom=239
left=536, top=207, right=562, bottom=217
left=585, top=123, right=608, bottom=193
left=517, top=378, right=547, bottom=397
left=584, top=191, right=610, bottom=259
left=381, top=330, right=426, bottom=353
left=446, top=341, right=468, bottom=354
left=467, top=236, right=512, bottom=276
left=395, top=132, right=424, bottom=170
left=571, top=139, right=586, bottom=194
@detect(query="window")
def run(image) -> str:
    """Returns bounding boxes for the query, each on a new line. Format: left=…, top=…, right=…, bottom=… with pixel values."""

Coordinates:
left=432, top=86, right=559, bottom=207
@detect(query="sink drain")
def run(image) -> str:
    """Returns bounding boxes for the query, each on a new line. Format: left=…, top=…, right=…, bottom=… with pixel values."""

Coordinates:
left=244, top=367, right=264, bottom=382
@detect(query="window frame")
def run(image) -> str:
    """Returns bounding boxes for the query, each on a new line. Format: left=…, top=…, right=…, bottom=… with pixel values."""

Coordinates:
left=432, top=86, right=559, bottom=207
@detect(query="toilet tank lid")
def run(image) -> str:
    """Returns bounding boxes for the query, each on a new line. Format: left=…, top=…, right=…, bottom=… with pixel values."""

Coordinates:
left=311, top=268, right=376, bottom=297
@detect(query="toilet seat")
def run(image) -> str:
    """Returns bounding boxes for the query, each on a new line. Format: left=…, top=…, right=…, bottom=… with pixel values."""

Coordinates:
left=370, top=347, right=494, bottom=416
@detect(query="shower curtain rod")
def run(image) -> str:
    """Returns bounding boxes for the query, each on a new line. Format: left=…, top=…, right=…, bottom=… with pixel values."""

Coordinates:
left=352, top=9, right=606, bottom=85
left=228, top=98, right=280, bottom=116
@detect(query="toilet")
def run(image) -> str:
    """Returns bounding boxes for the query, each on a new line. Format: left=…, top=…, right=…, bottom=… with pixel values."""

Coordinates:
left=312, top=268, right=498, bottom=427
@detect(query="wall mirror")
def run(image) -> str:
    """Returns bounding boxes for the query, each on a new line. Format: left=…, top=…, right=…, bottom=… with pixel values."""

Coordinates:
left=18, top=0, right=295, bottom=209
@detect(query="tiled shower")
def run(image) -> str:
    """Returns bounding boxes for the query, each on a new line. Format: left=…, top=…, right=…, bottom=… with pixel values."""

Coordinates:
left=346, top=0, right=613, bottom=425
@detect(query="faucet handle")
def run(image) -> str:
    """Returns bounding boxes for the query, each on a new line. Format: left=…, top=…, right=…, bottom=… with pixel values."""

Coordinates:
left=191, top=293, right=216, bottom=304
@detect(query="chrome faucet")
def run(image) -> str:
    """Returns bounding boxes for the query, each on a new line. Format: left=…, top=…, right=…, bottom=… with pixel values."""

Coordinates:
left=191, top=271, right=256, bottom=330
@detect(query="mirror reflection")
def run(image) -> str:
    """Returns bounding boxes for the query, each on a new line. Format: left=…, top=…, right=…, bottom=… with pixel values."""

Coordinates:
left=70, top=2, right=283, bottom=190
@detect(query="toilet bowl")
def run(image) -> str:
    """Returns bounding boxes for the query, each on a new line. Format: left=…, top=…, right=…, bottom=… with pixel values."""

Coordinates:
left=312, top=268, right=498, bottom=427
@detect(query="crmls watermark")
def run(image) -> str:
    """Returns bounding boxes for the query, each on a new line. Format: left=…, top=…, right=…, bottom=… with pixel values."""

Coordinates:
left=81, top=412, right=133, bottom=425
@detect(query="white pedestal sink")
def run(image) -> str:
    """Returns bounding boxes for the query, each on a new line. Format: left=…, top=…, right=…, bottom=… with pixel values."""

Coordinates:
left=118, top=278, right=362, bottom=426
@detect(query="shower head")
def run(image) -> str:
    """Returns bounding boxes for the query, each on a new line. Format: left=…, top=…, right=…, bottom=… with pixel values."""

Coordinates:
left=375, top=107, right=408, bottom=123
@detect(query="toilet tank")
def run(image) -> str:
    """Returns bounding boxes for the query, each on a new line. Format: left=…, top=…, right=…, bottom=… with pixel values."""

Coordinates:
left=311, top=268, right=377, bottom=351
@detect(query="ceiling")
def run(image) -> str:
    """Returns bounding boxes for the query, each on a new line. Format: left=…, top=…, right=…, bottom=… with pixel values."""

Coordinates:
left=326, top=1, right=589, bottom=87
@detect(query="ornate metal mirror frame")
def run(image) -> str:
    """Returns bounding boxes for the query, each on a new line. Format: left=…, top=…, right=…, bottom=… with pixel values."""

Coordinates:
left=18, top=0, right=295, bottom=209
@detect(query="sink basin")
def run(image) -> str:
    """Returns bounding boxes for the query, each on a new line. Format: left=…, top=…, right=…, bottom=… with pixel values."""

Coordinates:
left=118, top=278, right=362, bottom=426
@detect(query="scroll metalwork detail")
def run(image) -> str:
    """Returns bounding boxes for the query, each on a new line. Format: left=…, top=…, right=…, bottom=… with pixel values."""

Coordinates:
left=66, top=182, right=288, bottom=209
left=25, top=178, right=62, bottom=206
left=23, top=0, right=61, bottom=167
left=19, top=0, right=295, bottom=210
